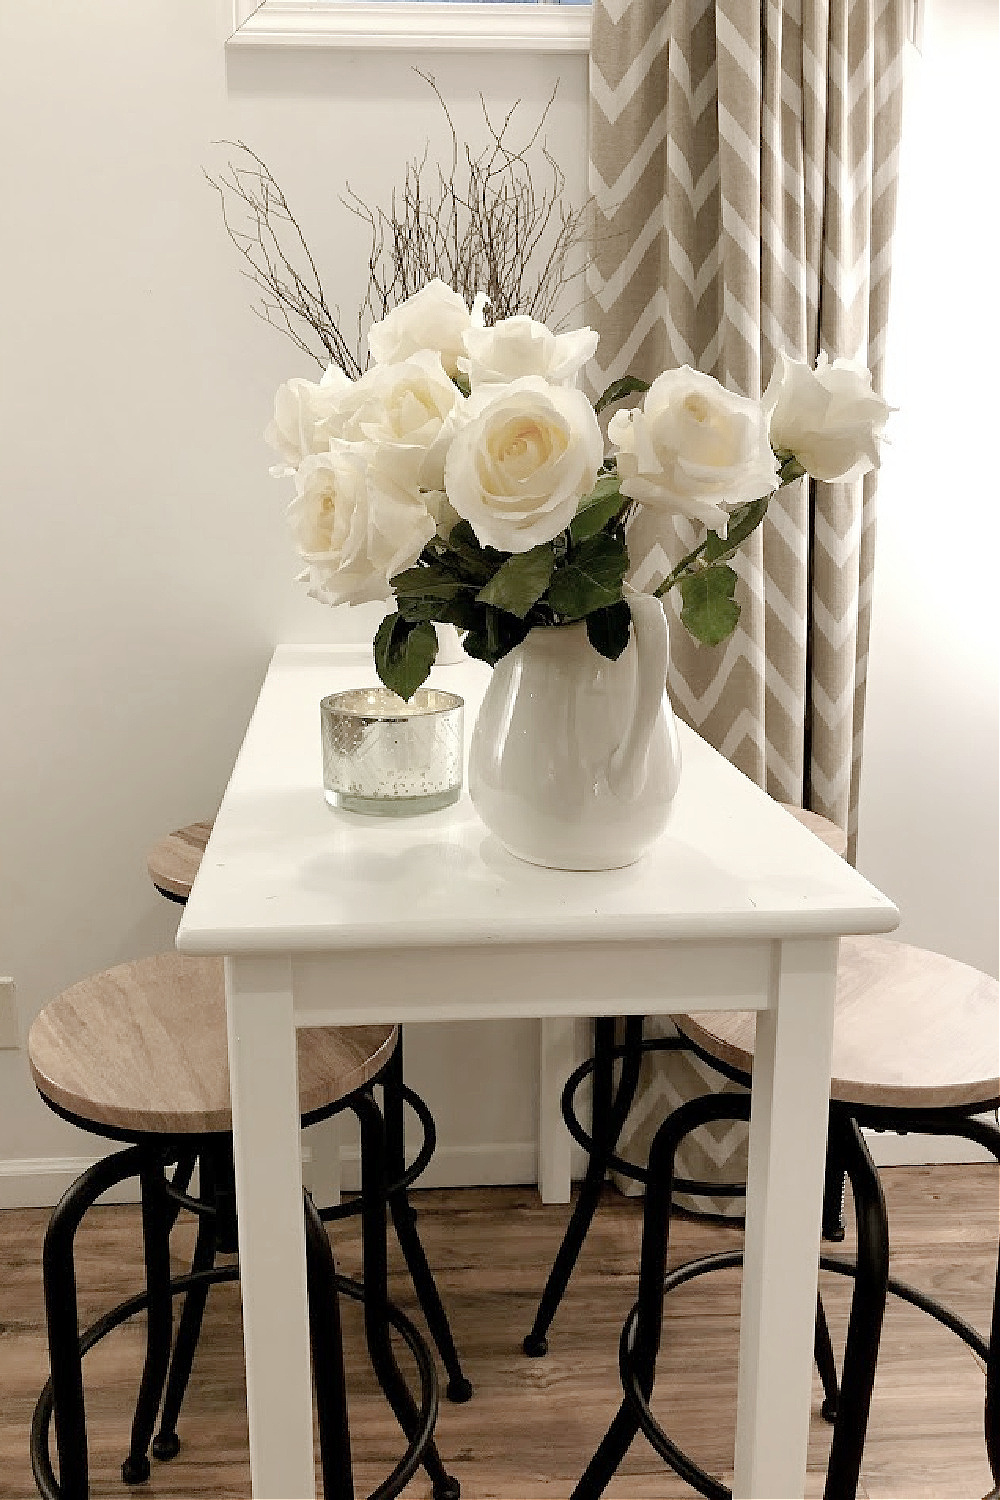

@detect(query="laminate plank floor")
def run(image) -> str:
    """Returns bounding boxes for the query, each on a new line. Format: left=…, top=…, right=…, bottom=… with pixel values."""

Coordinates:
left=1, top=1166, right=995, bottom=1499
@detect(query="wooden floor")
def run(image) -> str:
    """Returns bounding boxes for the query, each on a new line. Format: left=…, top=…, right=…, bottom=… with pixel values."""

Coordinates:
left=1, top=1166, right=996, bottom=1499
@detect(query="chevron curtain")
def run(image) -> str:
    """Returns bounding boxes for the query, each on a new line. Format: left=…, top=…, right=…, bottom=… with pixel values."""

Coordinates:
left=588, top=0, right=908, bottom=1207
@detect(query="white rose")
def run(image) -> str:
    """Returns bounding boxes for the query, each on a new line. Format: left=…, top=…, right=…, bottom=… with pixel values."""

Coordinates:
left=265, top=365, right=353, bottom=473
left=764, top=352, right=891, bottom=482
left=444, top=376, right=603, bottom=553
left=608, top=366, right=779, bottom=529
left=458, top=315, right=599, bottom=389
left=323, top=349, right=463, bottom=491
left=422, top=488, right=462, bottom=541
left=368, top=279, right=485, bottom=379
left=287, top=443, right=435, bottom=608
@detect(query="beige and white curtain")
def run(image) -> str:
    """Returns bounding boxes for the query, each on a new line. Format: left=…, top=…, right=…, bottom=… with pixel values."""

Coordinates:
left=586, top=0, right=908, bottom=1206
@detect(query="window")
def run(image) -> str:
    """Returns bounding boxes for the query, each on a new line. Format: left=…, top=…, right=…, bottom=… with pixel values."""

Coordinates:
left=228, top=0, right=592, bottom=52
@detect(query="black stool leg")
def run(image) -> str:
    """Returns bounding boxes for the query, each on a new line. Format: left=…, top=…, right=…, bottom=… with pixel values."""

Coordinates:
left=152, top=1150, right=221, bottom=1461
left=382, top=1037, right=472, bottom=1402
left=305, top=1192, right=355, bottom=1500
left=823, top=1111, right=889, bottom=1500
left=573, top=1092, right=742, bottom=1500
left=353, top=1089, right=460, bottom=1500
left=987, top=1207, right=1000, bottom=1496
left=815, top=1289, right=840, bottom=1423
left=122, top=1154, right=174, bottom=1485
left=37, top=1148, right=146, bottom=1500
left=525, top=1016, right=644, bottom=1357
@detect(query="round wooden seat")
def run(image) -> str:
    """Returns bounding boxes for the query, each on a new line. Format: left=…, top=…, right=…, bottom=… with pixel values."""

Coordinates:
left=779, top=803, right=849, bottom=856
left=28, top=954, right=397, bottom=1136
left=146, top=822, right=213, bottom=901
left=678, top=935, right=1000, bottom=1111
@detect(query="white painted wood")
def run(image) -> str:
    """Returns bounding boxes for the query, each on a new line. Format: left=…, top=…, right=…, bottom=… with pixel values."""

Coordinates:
left=225, top=956, right=316, bottom=1500
left=538, top=1018, right=575, bottom=1203
left=228, top=0, right=591, bottom=52
left=734, top=938, right=839, bottom=1499
left=176, top=645, right=898, bottom=1499
left=289, top=941, right=775, bottom=1024
left=177, top=648, right=898, bottom=959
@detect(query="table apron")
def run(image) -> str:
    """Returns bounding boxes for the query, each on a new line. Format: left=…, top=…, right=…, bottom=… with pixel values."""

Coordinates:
left=288, top=938, right=779, bottom=1025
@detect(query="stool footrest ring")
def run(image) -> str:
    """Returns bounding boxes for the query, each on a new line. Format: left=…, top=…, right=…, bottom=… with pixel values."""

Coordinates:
left=31, top=1262, right=443, bottom=1500
left=616, top=1248, right=994, bottom=1500
left=561, top=1037, right=748, bottom=1196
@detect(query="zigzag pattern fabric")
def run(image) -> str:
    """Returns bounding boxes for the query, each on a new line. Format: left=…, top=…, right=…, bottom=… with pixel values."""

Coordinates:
left=589, top=0, right=907, bottom=1207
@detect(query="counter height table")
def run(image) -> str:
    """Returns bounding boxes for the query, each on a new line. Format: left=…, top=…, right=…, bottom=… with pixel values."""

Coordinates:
left=176, top=643, right=899, bottom=1499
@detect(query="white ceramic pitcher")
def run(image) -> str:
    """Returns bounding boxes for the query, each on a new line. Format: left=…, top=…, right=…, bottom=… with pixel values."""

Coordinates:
left=468, top=591, right=682, bottom=870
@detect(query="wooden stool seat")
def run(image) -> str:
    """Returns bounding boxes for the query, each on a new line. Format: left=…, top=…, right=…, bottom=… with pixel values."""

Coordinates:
left=28, top=954, right=397, bottom=1136
left=146, top=822, right=213, bottom=901
left=779, top=803, right=849, bottom=856
left=679, top=935, right=1000, bottom=1111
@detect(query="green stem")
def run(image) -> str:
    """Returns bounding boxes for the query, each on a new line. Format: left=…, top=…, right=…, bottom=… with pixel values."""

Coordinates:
left=653, top=536, right=710, bottom=598
left=651, top=467, right=802, bottom=600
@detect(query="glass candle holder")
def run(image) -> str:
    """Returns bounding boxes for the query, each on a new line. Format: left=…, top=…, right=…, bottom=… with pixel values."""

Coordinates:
left=320, top=687, right=464, bottom=817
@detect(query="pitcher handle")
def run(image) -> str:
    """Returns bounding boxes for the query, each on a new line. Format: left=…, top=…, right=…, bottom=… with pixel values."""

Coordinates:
left=608, top=589, right=670, bottom=798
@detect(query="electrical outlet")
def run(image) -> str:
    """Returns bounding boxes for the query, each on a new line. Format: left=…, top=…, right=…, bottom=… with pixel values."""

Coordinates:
left=0, top=977, right=19, bottom=1049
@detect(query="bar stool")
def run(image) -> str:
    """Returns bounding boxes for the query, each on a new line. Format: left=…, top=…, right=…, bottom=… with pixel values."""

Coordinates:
left=146, top=821, right=472, bottom=1405
left=524, top=803, right=849, bottom=1357
left=27, top=954, right=461, bottom=1500
left=572, top=935, right=1000, bottom=1500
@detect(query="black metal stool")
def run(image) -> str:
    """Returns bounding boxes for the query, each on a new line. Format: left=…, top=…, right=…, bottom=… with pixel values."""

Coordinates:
left=27, top=954, right=462, bottom=1500
left=146, top=821, right=472, bottom=1406
left=571, top=936, right=1000, bottom=1500
left=523, top=803, right=850, bottom=1358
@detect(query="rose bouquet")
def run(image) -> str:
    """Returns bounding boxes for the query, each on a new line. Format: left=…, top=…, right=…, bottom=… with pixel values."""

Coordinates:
left=267, top=279, right=890, bottom=700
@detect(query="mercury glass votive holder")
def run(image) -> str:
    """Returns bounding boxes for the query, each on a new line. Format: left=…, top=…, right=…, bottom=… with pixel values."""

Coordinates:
left=320, top=687, right=464, bottom=817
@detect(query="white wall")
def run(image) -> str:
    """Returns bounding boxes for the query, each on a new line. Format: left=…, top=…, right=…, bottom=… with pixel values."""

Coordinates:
left=0, top=0, right=588, bottom=1200
left=0, top=0, right=994, bottom=1205
left=856, top=0, right=999, bottom=979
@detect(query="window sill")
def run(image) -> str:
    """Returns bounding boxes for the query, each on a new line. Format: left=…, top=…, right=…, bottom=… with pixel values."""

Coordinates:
left=229, top=1, right=591, bottom=52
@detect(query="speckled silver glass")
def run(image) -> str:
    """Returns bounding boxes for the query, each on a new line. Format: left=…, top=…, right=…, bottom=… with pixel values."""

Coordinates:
left=321, top=687, right=464, bottom=816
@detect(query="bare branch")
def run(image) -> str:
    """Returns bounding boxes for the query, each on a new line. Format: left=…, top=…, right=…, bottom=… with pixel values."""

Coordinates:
left=208, top=81, right=591, bottom=373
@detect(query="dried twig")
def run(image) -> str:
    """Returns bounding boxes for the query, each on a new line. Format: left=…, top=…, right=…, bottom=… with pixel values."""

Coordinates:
left=209, top=76, right=590, bottom=374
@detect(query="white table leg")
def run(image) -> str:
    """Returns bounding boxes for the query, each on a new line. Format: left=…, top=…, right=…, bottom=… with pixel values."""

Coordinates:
left=537, top=1017, right=575, bottom=1203
left=226, top=957, right=316, bottom=1499
left=734, top=937, right=839, bottom=1499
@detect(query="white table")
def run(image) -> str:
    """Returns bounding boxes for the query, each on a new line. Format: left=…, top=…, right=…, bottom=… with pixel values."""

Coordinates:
left=176, top=643, right=899, bottom=1499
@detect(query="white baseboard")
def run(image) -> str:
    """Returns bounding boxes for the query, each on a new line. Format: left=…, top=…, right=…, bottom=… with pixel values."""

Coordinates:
left=0, top=1141, right=544, bottom=1211
left=1, top=1129, right=992, bottom=1211
left=0, top=1156, right=142, bottom=1209
left=336, top=1140, right=540, bottom=1194
left=865, top=1126, right=997, bottom=1167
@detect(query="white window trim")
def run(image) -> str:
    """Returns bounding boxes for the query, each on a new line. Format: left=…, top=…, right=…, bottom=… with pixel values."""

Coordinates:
left=229, top=1, right=591, bottom=52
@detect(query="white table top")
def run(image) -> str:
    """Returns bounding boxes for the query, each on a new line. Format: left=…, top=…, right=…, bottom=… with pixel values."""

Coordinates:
left=176, top=645, right=898, bottom=957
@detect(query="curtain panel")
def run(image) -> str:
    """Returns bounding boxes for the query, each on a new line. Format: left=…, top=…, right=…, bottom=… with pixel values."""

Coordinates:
left=587, top=0, right=907, bottom=1207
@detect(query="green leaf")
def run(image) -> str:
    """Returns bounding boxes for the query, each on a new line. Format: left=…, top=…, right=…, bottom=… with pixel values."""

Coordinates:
left=722, top=496, right=770, bottom=551
left=594, top=375, right=650, bottom=416
left=545, top=533, right=629, bottom=620
left=569, top=475, right=624, bottom=543
left=476, top=544, right=555, bottom=618
left=462, top=607, right=530, bottom=666
left=586, top=600, right=632, bottom=661
left=678, top=566, right=741, bottom=646
left=440, top=520, right=504, bottom=586
left=391, top=563, right=469, bottom=601
left=703, top=530, right=727, bottom=563
left=452, top=372, right=471, bottom=398
left=373, top=614, right=438, bottom=700
left=701, top=497, right=770, bottom=568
